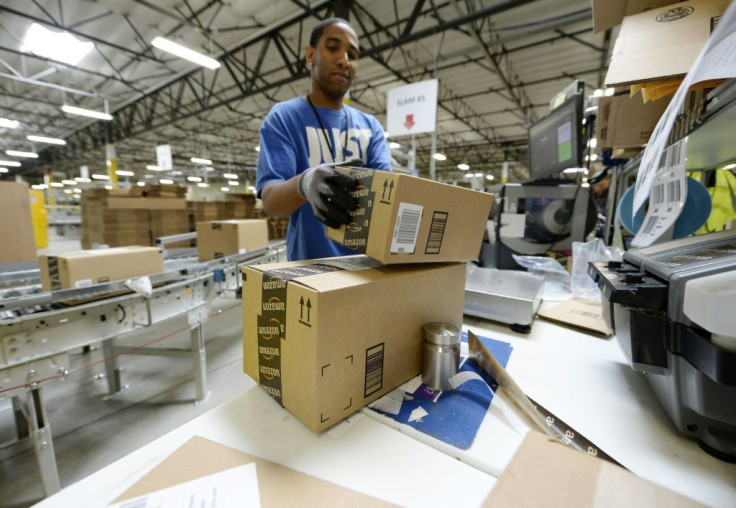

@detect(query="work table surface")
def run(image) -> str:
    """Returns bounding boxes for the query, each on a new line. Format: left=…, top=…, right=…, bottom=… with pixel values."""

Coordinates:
left=35, top=305, right=736, bottom=507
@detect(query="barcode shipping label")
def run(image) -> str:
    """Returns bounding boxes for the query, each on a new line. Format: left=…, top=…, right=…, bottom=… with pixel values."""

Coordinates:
left=390, top=202, right=423, bottom=254
left=632, top=139, right=688, bottom=248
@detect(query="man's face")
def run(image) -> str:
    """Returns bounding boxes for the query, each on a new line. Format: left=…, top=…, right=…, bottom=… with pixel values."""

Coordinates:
left=307, top=23, right=359, bottom=101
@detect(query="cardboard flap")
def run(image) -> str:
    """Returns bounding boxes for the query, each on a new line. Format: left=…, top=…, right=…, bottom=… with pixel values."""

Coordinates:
left=114, top=436, right=396, bottom=507
left=482, top=432, right=704, bottom=507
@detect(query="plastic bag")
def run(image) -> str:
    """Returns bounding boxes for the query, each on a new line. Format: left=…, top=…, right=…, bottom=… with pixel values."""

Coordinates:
left=511, top=254, right=570, bottom=295
left=571, top=238, right=623, bottom=301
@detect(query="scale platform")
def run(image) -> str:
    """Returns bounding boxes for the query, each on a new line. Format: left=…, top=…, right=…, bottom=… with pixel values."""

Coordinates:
left=464, top=265, right=544, bottom=333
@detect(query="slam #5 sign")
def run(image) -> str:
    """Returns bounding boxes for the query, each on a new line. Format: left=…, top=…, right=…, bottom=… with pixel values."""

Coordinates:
left=386, top=79, right=438, bottom=137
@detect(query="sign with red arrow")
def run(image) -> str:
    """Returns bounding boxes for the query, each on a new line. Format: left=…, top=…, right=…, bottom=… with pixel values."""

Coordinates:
left=387, top=79, right=438, bottom=137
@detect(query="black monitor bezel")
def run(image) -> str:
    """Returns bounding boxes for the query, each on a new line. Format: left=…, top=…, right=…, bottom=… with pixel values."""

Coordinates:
left=527, top=93, right=585, bottom=181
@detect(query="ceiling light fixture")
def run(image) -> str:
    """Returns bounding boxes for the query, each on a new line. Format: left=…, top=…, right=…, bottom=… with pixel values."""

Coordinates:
left=61, top=105, right=113, bottom=121
left=389, top=142, right=401, bottom=149
left=0, top=160, right=22, bottom=167
left=223, top=173, right=238, bottom=179
left=0, top=168, right=7, bottom=173
left=227, top=180, right=238, bottom=186
left=187, top=176, right=202, bottom=182
left=116, top=170, right=135, bottom=176
left=197, top=182, right=209, bottom=188
left=146, top=165, right=163, bottom=171
left=27, top=135, right=66, bottom=145
left=0, top=118, right=19, bottom=129
left=221, top=187, right=230, bottom=192
left=61, top=180, right=78, bottom=185
left=151, top=37, right=221, bottom=70
left=22, top=23, right=94, bottom=66
left=191, top=157, right=212, bottom=165
left=432, top=152, right=447, bottom=161
left=457, top=163, right=470, bottom=170
left=6, top=150, right=38, bottom=158
left=91, top=174, right=109, bottom=180
left=159, top=179, right=174, bottom=185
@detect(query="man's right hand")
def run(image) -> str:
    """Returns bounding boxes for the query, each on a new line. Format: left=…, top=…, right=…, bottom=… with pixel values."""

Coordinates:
left=297, top=164, right=358, bottom=228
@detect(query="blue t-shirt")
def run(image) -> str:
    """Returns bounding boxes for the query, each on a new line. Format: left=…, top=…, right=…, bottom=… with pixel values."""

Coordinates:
left=256, top=97, right=391, bottom=261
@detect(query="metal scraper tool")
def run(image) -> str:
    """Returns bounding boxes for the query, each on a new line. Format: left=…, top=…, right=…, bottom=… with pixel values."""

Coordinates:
left=467, top=330, right=622, bottom=466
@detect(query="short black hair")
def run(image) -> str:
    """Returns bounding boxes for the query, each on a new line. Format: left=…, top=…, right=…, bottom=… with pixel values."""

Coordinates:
left=309, top=17, right=353, bottom=47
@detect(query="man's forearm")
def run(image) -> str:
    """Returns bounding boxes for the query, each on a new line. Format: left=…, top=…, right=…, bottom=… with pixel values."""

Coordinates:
left=260, top=175, right=306, bottom=217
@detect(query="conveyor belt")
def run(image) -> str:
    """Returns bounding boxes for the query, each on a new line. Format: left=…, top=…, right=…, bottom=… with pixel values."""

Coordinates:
left=0, top=241, right=286, bottom=497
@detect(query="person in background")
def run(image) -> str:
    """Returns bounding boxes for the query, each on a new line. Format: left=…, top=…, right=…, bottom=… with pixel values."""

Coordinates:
left=256, top=17, right=391, bottom=261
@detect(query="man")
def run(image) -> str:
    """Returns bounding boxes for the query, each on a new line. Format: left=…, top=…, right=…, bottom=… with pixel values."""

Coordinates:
left=256, top=18, right=391, bottom=261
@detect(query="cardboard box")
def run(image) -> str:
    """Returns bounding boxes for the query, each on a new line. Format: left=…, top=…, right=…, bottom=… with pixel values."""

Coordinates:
left=326, top=167, right=493, bottom=264
left=242, top=255, right=465, bottom=432
left=482, top=432, right=703, bottom=507
left=592, top=0, right=686, bottom=33
left=605, top=0, right=728, bottom=87
left=596, top=93, right=672, bottom=149
left=196, top=219, right=269, bottom=261
left=39, top=246, right=164, bottom=291
left=0, top=182, right=37, bottom=263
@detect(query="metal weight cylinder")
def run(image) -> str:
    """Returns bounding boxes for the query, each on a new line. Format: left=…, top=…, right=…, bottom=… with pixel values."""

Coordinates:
left=421, top=322, right=461, bottom=391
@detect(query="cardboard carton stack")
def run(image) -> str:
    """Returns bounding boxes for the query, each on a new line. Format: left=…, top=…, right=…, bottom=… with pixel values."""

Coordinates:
left=0, top=182, right=37, bottom=263
left=81, top=188, right=188, bottom=249
left=593, top=0, right=728, bottom=154
left=242, top=167, right=494, bottom=432
left=191, top=194, right=256, bottom=223
left=252, top=208, right=289, bottom=240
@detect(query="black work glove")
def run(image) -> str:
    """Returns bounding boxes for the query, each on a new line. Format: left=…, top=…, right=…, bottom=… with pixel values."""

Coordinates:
left=297, top=164, right=358, bottom=228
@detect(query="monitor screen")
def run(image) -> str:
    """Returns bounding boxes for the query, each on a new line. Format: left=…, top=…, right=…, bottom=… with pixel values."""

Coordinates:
left=527, top=93, right=584, bottom=181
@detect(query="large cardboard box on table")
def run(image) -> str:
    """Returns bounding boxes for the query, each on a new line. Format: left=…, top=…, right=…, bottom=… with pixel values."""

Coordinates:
left=0, top=182, right=37, bottom=263
left=39, top=246, right=164, bottom=291
left=596, top=93, right=672, bottom=149
left=605, top=0, right=729, bottom=87
left=326, top=167, right=493, bottom=264
left=242, top=255, right=465, bottom=432
left=196, top=219, right=269, bottom=261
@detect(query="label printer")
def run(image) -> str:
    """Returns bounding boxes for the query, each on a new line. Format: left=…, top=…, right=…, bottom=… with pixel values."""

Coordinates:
left=588, top=230, right=736, bottom=462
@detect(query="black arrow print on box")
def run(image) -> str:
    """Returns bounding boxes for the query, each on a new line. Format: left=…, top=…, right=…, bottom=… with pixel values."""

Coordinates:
left=380, top=180, right=394, bottom=204
left=299, top=296, right=312, bottom=327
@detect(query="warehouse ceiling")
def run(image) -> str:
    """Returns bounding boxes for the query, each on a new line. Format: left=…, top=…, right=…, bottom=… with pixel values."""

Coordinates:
left=0, top=0, right=615, bottom=187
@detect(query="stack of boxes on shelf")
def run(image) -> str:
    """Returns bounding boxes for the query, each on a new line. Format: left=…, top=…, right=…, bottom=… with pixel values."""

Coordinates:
left=241, top=167, right=494, bottom=432
left=80, top=187, right=188, bottom=249
left=593, top=0, right=728, bottom=156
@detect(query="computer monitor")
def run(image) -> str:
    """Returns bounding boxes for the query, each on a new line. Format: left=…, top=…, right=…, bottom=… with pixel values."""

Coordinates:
left=527, top=93, right=584, bottom=181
